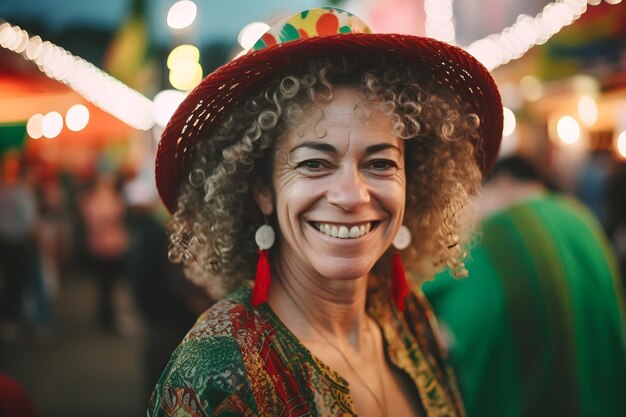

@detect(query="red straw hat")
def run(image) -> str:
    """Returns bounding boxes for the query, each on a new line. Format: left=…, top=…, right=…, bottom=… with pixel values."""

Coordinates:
left=156, top=8, right=503, bottom=213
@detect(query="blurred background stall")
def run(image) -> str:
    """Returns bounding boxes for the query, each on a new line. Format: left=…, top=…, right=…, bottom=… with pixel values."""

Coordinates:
left=0, top=0, right=625, bottom=416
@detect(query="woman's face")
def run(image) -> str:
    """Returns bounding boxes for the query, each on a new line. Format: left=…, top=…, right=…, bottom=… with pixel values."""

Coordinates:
left=256, top=87, right=407, bottom=282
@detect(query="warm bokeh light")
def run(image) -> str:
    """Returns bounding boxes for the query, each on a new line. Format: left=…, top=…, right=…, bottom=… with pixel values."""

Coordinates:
left=13, top=27, right=29, bottom=53
left=167, top=0, right=198, bottom=30
left=24, top=35, right=42, bottom=60
left=169, top=61, right=203, bottom=91
left=577, top=94, right=598, bottom=126
left=167, top=44, right=202, bottom=91
left=617, top=131, right=626, bottom=158
left=238, top=22, right=270, bottom=50
left=0, top=21, right=154, bottom=130
left=0, top=23, right=17, bottom=49
left=166, top=44, right=200, bottom=70
left=424, top=0, right=456, bottom=44
left=65, top=104, right=90, bottom=131
left=502, top=107, right=517, bottom=137
left=605, top=0, right=622, bottom=5
left=153, top=89, right=187, bottom=127
left=519, top=75, right=543, bottom=102
left=466, top=0, right=588, bottom=71
left=26, top=113, right=44, bottom=139
left=556, top=116, right=581, bottom=144
left=499, top=134, right=519, bottom=157
left=41, top=111, right=63, bottom=139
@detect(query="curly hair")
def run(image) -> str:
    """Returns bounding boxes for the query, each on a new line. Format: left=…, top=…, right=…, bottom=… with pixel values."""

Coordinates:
left=168, top=57, right=483, bottom=299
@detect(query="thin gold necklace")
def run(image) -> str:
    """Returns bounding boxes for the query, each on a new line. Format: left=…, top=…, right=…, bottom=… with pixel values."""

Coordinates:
left=282, top=287, right=388, bottom=417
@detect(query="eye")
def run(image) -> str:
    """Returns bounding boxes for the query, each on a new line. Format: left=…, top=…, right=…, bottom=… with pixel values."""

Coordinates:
left=297, top=159, right=326, bottom=171
left=368, top=159, right=398, bottom=171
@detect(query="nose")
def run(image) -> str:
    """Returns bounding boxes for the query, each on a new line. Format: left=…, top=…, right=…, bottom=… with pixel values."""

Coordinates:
left=326, top=165, right=370, bottom=211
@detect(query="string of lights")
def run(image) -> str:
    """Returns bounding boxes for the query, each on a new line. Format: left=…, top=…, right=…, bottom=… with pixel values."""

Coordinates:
left=0, top=20, right=154, bottom=131
left=1, top=0, right=624, bottom=157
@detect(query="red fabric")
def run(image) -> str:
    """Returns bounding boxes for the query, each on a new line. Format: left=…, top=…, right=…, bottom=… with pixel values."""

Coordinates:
left=391, top=252, right=409, bottom=311
left=251, top=249, right=271, bottom=306
left=0, top=373, right=39, bottom=417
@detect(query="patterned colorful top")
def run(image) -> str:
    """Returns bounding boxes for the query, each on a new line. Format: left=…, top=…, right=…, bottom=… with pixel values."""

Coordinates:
left=148, top=283, right=465, bottom=417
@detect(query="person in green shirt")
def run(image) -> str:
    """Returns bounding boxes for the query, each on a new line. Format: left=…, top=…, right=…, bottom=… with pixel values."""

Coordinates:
left=424, top=155, right=626, bottom=417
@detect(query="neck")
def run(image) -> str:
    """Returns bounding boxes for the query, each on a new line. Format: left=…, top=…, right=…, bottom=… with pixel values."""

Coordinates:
left=268, top=259, right=372, bottom=347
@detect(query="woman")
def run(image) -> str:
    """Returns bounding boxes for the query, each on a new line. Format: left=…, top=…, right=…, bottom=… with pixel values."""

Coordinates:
left=149, top=8, right=502, bottom=417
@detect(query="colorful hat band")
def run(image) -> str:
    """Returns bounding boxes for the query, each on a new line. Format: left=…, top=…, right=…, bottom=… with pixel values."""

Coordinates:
left=253, top=8, right=372, bottom=50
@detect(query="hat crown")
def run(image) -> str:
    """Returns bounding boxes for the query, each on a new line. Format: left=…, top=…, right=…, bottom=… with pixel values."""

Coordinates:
left=252, top=7, right=372, bottom=51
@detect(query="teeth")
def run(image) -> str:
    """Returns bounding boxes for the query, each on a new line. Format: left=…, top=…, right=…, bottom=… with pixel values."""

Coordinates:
left=315, top=222, right=373, bottom=239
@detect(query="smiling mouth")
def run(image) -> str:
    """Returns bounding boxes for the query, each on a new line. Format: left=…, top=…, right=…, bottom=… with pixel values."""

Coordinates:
left=312, top=222, right=375, bottom=239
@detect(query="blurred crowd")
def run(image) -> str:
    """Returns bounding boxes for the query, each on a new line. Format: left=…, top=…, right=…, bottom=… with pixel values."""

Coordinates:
left=0, top=151, right=213, bottom=412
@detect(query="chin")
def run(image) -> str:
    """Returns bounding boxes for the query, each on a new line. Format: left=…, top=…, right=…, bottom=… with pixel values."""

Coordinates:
left=313, top=258, right=376, bottom=282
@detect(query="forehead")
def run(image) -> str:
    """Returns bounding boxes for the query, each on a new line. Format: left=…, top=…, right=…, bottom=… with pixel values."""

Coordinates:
left=286, top=86, right=396, bottom=137
left=311, top=87, right=376, bottom=123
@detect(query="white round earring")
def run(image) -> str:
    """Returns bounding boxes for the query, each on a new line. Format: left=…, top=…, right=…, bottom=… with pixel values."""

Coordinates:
left=255, top=224, right=275, bottom=250
left=393, top=225, right=411, bottom=250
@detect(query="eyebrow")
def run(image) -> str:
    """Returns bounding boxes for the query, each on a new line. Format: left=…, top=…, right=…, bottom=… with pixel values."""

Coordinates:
left=290, top=141, right=402, bottom=155
left=290, top=142, right=336, bottom=154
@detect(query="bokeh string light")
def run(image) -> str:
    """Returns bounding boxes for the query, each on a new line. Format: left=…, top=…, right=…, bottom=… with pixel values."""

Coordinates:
left=556, top=115, right=581, bottom=144
left=166, top=44, right=202, bottom=91
left=577, top=94, right=599, bottom=127
left=2, top=1, right=624, bottom=134
left=167, top=0, right=198, bottom=30
left=424, top=0, right=456, bottom=44
left=65, top=104, right=90, bottom=132
left=0, top=20, right=154, bottom=130
left=26, top=113, right=44, bottom=139
left=617, top=131, right=626, bottom=158
left=41, top=111, right=64, bottom=139
left=465, top=0, right=589, bottom=71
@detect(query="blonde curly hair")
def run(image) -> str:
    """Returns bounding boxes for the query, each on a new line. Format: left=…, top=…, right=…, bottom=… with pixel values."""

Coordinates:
left=168, top=57, right=483, bottom=299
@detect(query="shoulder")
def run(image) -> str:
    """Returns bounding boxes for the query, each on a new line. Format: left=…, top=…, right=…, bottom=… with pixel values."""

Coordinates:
left=148, top=286, right=269, bottom=417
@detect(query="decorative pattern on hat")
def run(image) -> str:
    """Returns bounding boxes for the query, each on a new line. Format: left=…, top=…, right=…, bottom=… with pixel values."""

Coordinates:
left=253, top=8, right=372, bottom=50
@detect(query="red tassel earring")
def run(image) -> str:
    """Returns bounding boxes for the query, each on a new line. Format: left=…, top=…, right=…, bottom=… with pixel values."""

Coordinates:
left=390, top=225, right=411, bottom=311
left=251, top=223, right=275, bottom=307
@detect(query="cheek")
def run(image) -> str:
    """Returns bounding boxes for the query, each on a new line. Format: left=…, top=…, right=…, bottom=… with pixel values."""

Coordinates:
left=378, top=180, right=407, bottom=223
left=387, top=185, right=406, bottom=211
left=273, top=177, right=317, bottom=223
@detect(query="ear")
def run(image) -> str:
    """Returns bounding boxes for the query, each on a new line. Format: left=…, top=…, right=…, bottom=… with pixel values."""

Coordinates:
left=252, top=184, right=274, bottom=216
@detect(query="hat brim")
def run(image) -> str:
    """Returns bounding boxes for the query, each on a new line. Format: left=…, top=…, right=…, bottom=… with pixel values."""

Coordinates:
left=156, top=33, right=503, bottom=213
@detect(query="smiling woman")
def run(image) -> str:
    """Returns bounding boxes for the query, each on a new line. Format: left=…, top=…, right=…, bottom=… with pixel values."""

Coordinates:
left=170, top=60, right=483, bottom=299
left=149, top=7, right=502, bottom=417
left=255, top=86, right=407, bottom=288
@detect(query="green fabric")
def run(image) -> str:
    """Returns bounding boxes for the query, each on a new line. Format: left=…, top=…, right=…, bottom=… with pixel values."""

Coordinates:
left=423, top=194, right=626, bottom=417
left=0, top=123, right=27, bottom=155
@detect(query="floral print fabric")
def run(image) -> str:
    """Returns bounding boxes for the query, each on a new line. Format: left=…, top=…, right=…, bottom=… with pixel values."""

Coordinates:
left=148, top=283, right=464, bottom=417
